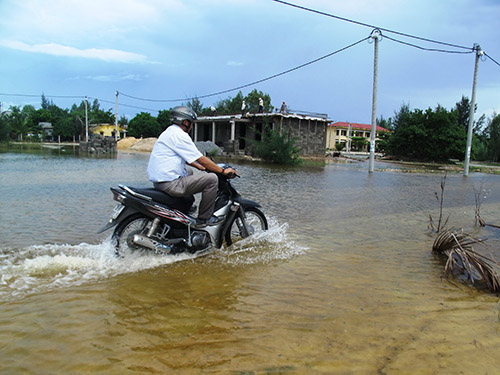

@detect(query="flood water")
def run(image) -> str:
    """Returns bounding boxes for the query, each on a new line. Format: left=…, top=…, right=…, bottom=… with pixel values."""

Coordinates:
left=1, top=145, right=500, bottom=374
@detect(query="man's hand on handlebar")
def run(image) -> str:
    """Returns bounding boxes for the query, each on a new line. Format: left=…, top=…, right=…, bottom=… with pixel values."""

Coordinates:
left=222, top=167, right=238, bottom=178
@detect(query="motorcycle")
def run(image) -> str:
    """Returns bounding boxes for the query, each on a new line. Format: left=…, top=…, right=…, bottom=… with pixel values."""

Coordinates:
left=98, top=165, right=268, bottom=256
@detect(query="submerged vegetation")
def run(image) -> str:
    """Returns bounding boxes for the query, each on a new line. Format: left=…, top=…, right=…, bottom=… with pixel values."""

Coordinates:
left=430, top=174, right=500, bottom=294
left=432, top=229, right=500, bottom=293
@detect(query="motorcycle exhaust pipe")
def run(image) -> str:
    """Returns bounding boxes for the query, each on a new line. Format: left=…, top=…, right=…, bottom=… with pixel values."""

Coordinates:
left=132, top=234, right=172, bottom=254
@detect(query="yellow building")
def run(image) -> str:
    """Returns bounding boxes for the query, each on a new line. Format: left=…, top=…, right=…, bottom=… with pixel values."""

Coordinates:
left=90, top=123, right=127, bottom=139
left=326, top=121, right=390, bottom=152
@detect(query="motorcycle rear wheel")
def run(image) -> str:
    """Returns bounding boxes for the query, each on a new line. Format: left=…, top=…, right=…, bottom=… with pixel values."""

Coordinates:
left=112, top=214, right=153, bottom=256
left=225, top=207, right=268, bottom=247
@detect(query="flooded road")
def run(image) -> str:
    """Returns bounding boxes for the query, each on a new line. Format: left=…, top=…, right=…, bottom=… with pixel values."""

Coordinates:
left=1, top=147, right=500, bottom=374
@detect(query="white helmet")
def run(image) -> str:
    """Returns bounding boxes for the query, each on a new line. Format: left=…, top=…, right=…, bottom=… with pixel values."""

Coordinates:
left=171, top=106, right=197, bottom=126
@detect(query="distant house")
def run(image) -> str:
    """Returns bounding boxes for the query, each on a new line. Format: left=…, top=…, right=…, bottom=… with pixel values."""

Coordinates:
left=326, top=121, right=390, bottom=152
left=39, top=122, right=53, bottom=140
left=195, top=111, right=330, bottom=157
left=89, top=123, right=127, bottom=139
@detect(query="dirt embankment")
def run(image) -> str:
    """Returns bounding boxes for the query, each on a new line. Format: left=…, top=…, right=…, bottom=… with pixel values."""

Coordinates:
left=117, top=137, right=156, bottom=152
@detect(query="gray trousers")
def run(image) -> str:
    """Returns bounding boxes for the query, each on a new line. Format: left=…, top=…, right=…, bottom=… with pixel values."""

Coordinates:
left=154, top=170, right=219, bottom=220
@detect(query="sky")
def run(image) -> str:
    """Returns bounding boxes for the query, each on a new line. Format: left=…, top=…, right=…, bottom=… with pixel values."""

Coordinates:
left=0, top=0, right=499, bottom=125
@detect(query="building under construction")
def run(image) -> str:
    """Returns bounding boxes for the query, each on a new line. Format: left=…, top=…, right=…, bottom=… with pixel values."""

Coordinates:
left=194, top=111, right=330, bottom=157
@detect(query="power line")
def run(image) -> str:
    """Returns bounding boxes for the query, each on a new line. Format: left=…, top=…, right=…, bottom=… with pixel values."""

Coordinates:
left=120, top=35, right=371, bottom=103
left=485, top=52, right=500, bottom=68
left=89, top=97, right=159, bottom=112
left=0, top=93, right=84, bottom=99
left=270, top=0, right=473, bottom=51
left=383, top=34, right=474, bottom=55
left=0, top=93, right=159, bottom=113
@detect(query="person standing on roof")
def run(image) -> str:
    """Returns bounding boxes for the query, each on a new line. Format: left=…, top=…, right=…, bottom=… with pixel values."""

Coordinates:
left=280, top=101, right=287, bottom=113
left=147, top=106, right=236, bottom=226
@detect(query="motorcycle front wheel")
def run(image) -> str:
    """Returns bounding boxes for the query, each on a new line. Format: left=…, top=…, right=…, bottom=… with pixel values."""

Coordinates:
left=225, top=207, right=268, bottom=246
left=112, top=214, right=153, bottom=256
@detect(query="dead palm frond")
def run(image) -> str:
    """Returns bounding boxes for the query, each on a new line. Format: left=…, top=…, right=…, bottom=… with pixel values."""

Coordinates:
left=432, top=228, right=500, bottom=293
left=429, top=173, right=449, bottom=233
left=473, top=182, right=487, bottom=227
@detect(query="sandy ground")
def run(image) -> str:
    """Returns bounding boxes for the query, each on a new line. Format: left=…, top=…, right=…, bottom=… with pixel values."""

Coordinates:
left=117, top=137, right=156, bottom=152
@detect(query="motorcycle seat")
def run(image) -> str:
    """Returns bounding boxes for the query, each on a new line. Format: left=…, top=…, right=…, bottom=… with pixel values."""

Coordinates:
left=130, top=187, right=195, bottom=214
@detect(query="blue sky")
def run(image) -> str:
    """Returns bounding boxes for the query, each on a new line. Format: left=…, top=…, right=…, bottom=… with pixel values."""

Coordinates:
left=0, top=0, right=499, bottom=125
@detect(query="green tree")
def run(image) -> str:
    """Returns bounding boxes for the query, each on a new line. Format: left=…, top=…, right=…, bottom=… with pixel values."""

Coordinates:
left=41, top=93, right=53, bottom=110
left=377, top=115, right=393, bottom=130
left=485, top=113, right=500, bottom=162
left=216, top=91, right=245, bottom=115
left=119, top=115, right=128, bottom=126
left=8, top=106, right=28, bottom=141
left=351, top=136, right=368, bottom=151
left=157, top=110, right=171, bottom=129
left=0, top=112, right=11, bottom=141
left=251, top=123, right=302, bottom=165
left=89, top=99, right=115, bottom=124
left=127, top=112, right=162, bottom=138
left=49, top=104, right=72, bottom=140
left=387, top=103, right=466, bottom=162
left=245, top=89, right=273, bottom=113
left=186, top=97, right=203, bottom=114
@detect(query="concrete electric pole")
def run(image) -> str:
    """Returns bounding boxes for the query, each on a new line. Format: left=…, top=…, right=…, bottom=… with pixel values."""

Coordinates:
left=464, top=44, right=483, bottom=177
left=115, top=91, right=119, bottom=141
left=369, top=29, right=380, bottom=173
left=85, top=96, right=89, bottom=142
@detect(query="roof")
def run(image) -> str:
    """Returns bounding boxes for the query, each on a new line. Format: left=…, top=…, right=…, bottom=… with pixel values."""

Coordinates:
left=198, top=112, right=331, bottom=123
left=328, top=121, right=390, bottom=132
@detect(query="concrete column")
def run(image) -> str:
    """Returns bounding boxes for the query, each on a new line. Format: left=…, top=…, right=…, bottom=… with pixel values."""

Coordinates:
left=194, top=122, right=198, bottom=142
left=212, top=121, right=216, bottom=143
left=230, top=120, right=235, bottom=141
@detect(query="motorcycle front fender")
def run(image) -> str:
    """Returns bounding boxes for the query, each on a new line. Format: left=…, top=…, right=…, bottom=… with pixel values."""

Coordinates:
left=237, top=197, right=261, bottom=209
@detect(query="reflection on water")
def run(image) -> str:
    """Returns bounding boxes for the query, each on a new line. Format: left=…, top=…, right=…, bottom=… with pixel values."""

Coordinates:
left=1, top=146, right=500, bottom=374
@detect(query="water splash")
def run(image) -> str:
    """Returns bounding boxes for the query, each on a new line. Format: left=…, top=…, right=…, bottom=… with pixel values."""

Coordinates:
left=212, top=217, right=308, bottom=265
left=0, top=218, right=304, bottom=301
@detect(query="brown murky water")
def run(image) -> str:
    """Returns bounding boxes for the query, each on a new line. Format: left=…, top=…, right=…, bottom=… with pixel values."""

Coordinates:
left=1, top=147, right=500, bottom=374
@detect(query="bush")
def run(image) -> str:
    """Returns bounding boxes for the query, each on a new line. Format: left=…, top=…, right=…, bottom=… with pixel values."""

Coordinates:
left=251, top=125, right=302, bottom=165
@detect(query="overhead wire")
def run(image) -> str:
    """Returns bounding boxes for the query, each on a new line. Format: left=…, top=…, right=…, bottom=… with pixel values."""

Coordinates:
left=2, top=2, right=498, bottom=110
left=121, top=1, right=499, bottom=104
left=270, top=0, right=473, bottom=51
left=0, top=92, right=159, bottom=113
left=382, top=34, right=475, bottom=55
left=120, top=35, right=371, bottom=103
left=484, top=53, right=500, bottom=68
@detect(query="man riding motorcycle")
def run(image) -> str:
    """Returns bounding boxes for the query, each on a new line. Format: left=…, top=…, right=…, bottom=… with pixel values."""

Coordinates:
left=146, top=106, right=237, bottom=227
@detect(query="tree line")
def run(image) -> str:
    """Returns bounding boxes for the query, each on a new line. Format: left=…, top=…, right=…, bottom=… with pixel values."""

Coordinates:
left=1, top=90, right=499, bottom=163
left=0, top=94, right=123, bottom=142
left=376, top=96, right=500, bottom=162
left=0, top=89, right=272, bottom=141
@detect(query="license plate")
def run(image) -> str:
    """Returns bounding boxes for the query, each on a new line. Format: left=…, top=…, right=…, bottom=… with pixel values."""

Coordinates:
left=111, top=204, right=125, bottom=220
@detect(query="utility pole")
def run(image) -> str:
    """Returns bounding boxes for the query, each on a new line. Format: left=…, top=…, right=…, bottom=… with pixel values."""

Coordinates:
left=369, top=29, right=380, bottom=173
left=464, top=44, right=483, bottom=177
left=347, top=122, right=352, bottom=152
left=115, top=91, right=119, bottom=140
left=84, top=96, right=89, bottom=142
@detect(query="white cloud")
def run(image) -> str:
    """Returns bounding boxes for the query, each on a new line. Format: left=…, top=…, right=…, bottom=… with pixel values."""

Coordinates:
left=79, top=73, right=148, bottom=82
left=0, top=40, right=152, bottom=64
left=1, top=0, right=185, bottom=38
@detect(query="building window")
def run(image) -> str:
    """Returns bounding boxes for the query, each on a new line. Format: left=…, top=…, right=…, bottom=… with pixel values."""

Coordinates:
left=341, top=130, right=347, bottom=136
left=336, top=129, right=340, bottom=135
